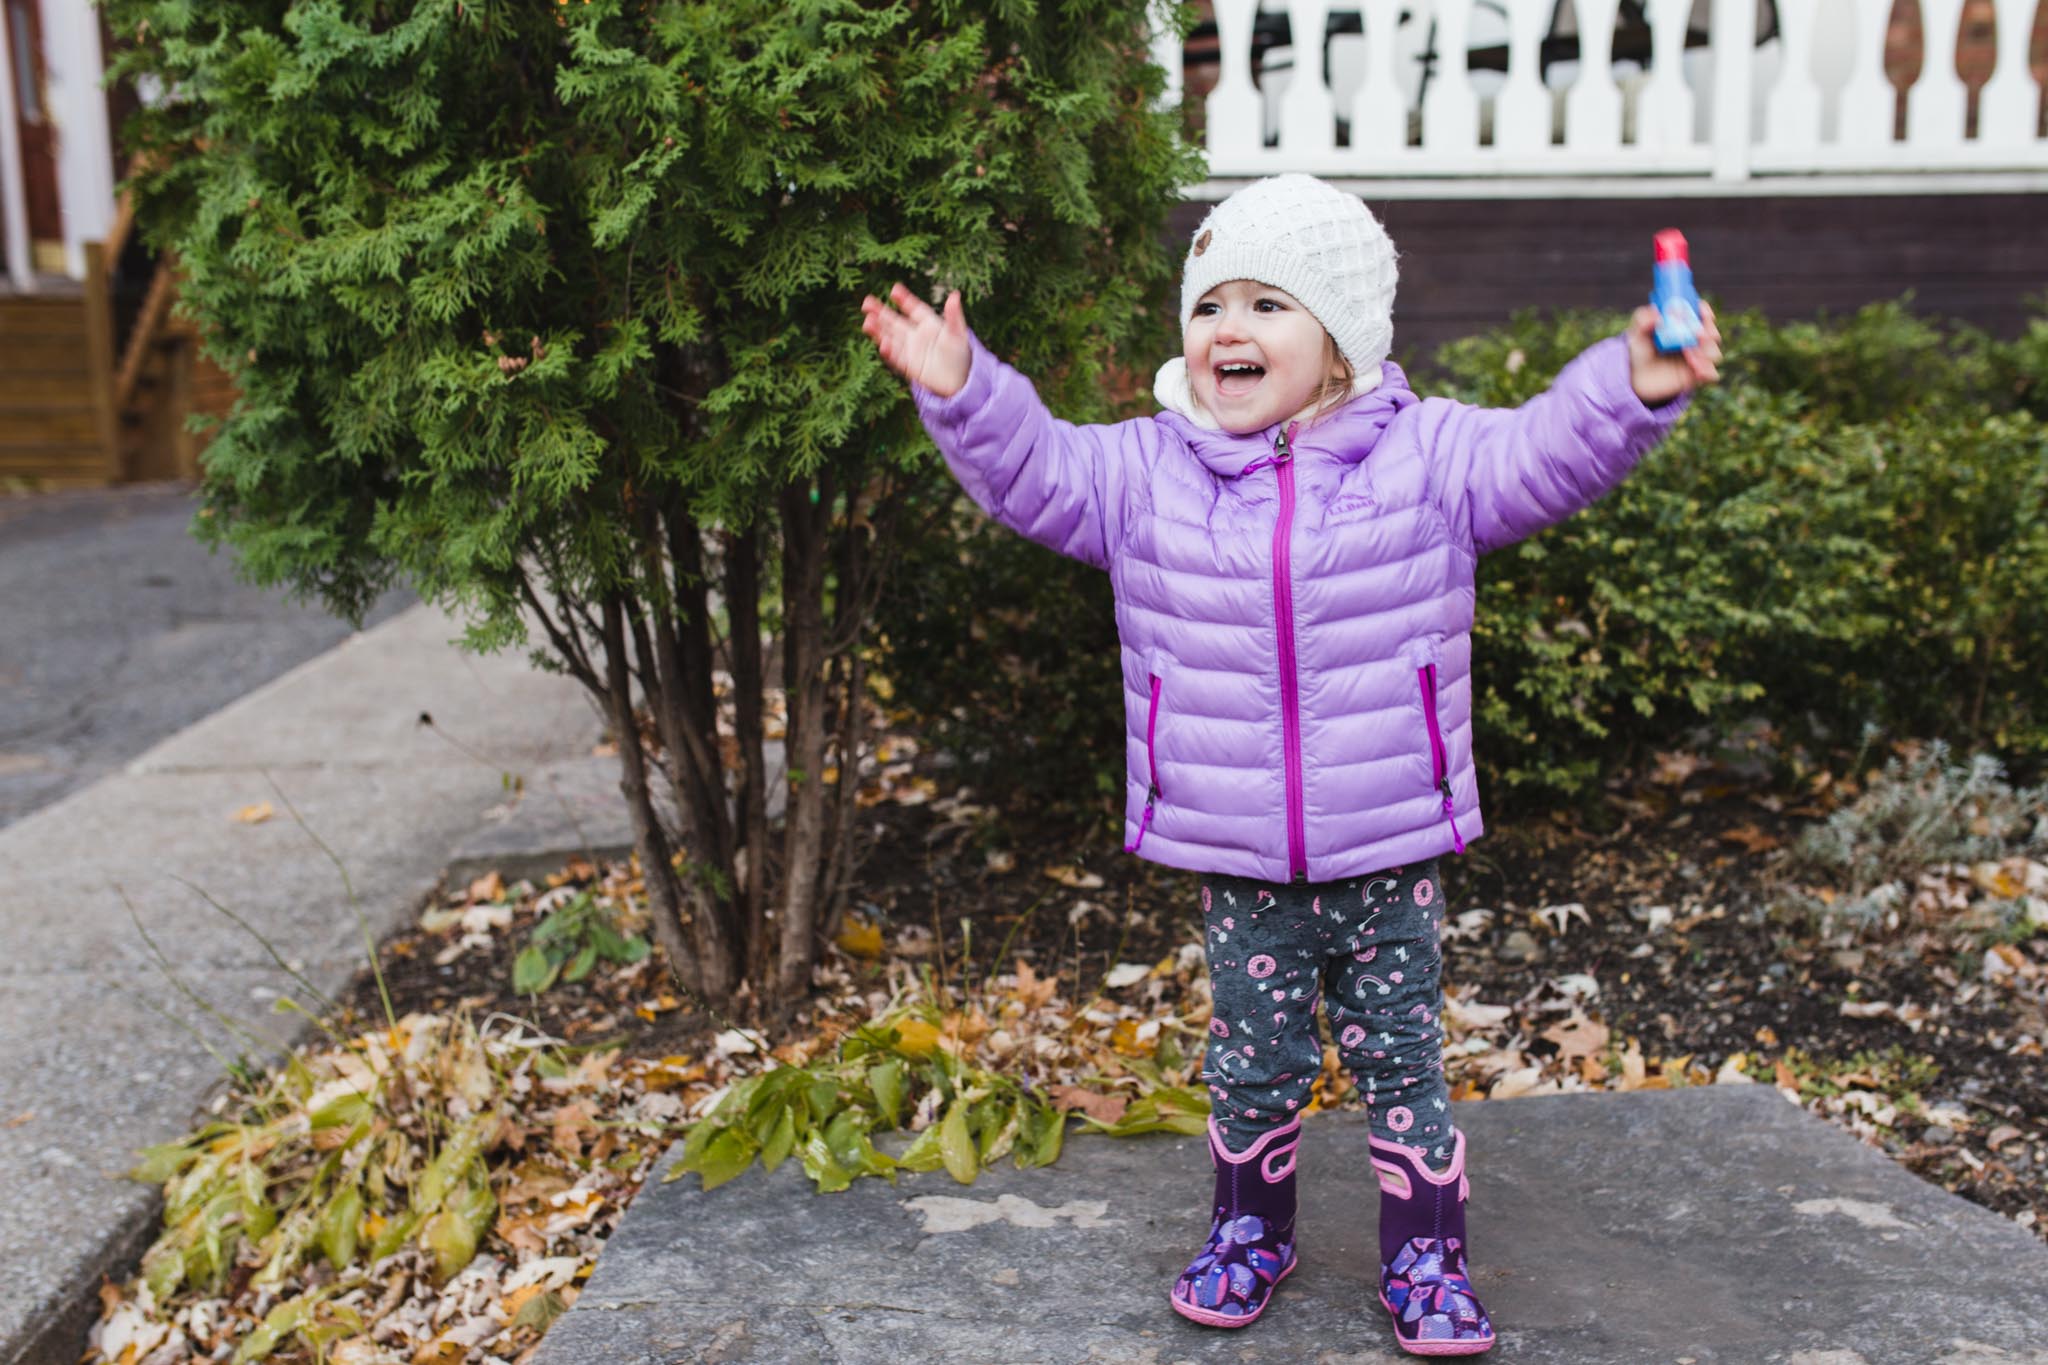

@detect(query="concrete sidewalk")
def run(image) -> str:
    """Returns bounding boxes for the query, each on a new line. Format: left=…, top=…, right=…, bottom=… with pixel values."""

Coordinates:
left=0, top=604, right=604, bottom=1365
left=539, top=1086, right=2048, bottom=1364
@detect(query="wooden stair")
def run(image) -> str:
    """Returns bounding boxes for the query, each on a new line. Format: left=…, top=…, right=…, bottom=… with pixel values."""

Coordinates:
left=0, top=289, right=118, bottom=487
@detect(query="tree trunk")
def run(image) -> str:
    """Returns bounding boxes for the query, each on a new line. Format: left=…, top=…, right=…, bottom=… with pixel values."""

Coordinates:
left=599, top=594, right=703, bottom=997
left=724, top=526, right=775, bottom=988
left=775, top=473, right=834, bottom=1000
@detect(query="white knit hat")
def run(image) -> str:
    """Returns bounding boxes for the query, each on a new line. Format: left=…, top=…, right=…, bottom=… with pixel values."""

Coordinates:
left=1154, top=175, right=1398, bottom=424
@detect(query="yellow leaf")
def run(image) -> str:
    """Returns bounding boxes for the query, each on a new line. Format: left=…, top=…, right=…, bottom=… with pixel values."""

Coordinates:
left=1043, top=864, right=1106, bottom=890
left=234, top=801, right=275, bottom=825
left=893, top=1018, right=941, bottom=1057
left=835, top=916, right=884, bottom=959
left=1108, top=1018, right=1147, bottom=1057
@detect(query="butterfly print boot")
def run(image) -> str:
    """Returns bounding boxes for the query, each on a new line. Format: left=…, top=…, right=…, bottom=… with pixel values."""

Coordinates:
left=1170, top=1118, right=1300, bottom=1327
left=1371, top=1129, right=1494, bottom=1355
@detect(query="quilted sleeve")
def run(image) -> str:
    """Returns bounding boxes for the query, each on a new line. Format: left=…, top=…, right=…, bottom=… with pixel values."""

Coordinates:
left=1418, top=334, right=1691, bottom=556
left=913, top=331, right=1160, bottom=572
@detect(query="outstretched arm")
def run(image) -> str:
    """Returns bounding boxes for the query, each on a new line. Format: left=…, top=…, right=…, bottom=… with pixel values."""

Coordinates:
left=1426, top=304, right=1722, bottom=555
left=859, top=284, right=1159, bottom=571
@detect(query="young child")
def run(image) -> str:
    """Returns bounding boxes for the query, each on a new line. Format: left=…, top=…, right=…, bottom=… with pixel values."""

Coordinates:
left=860, top=174, right=1720, bottom=1356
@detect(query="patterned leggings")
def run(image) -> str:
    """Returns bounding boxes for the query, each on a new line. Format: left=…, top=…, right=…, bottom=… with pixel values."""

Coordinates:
left=1201, top=861, right=1454, bottom=1172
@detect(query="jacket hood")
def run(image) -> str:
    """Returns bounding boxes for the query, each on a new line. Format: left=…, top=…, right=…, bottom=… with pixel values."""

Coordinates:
left=1152, top=358, right=1422, bottom=479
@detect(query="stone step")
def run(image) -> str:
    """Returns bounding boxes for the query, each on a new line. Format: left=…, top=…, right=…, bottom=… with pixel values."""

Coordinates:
left=534, top=1085, right=2048, bottom=1364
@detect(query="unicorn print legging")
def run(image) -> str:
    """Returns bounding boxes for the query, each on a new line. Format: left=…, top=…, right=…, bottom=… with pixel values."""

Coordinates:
left=1200, top=860, right=1454, bottom=1172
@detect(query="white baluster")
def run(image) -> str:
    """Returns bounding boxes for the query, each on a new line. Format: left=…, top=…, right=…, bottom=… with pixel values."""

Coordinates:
left=1977, top=0, right=2045, bottom=149
left=1422, top=0, right=1481, bottom=152
left=1762, top=0, right=1823, bottom=152
left=1837, top=0, right=1897, bottom=150
left=1149, top=1, right=1185, bottom=111
left=1638, top=0, right=1697, bottom=148
left=1565, top=0, right=1624, bottom=151
left=1494, top=0, right=1551, bottom=154
left=1908, top=0, right=1969, bottom=148
left=1709, top=0, right=1757, bottom=180
left=1279, top=0, right=1336, bottom=152
left=1349, top=0, right=1407, bottom=154
left=1208, top=0, right=1266, bottom=164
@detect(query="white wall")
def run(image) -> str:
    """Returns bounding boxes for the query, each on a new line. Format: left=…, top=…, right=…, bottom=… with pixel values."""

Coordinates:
left=42, top=0, right=115, bottom=279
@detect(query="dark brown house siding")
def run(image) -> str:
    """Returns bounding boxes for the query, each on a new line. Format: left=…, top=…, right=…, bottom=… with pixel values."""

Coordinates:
left=1166, top=192, right=2048, bottom=372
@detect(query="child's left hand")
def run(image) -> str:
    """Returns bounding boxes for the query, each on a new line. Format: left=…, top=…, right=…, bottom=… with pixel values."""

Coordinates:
left=1628, top=300, right=1722, bottom=405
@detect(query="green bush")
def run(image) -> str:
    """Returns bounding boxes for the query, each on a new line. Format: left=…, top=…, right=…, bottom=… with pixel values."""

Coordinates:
left=877, top=299, right=2048, bottom=816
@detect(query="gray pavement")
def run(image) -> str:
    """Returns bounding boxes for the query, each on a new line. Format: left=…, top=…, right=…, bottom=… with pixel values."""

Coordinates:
left=539, top=1086, right=2048, bottom=1365
left=0, top=602, right=602, bottom=1365
left=0, top=484, right=412, bottom=830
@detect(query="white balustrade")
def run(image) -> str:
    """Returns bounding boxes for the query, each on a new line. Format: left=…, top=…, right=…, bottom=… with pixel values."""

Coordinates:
left=1907, top=0, right=1970, bottom=148
left=1835, top=0, right=1897, bottom=153
left=1565, top=0, right=1626, bottom=151
left=1492, top=0, right=1552, bottom=156
left=1975, top=0, right=2042, bottom=150
left=1638, top=0, right=1698, bottom=150
left=1420, top=0, right=1481, bottom=152
left=1206, top=0, right=1265, bottom=164
left=1187, top=0, right=2047, bottom=191
left=1762, top=0, right=1823, bottom=153
left=1279, top=0, right=1337, bottom=152
left=1348, top=0, right=1406, bottom=155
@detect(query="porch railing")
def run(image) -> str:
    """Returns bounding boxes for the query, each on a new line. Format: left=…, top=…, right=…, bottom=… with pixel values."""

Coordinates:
left=1154, top=0, right=2048, bottom=192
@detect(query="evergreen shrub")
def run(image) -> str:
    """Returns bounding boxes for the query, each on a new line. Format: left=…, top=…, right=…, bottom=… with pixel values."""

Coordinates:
left=105, top=0, right=1201, bottom=1009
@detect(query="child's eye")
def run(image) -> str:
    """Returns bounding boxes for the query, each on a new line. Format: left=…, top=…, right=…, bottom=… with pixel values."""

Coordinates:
left=1194, top=302, right=1219, bottom=316
left=1255, top=298, right=1284, bottom=312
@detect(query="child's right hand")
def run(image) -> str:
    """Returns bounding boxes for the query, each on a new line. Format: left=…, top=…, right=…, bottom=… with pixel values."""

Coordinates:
left=860, top=283, right=971, bottom=398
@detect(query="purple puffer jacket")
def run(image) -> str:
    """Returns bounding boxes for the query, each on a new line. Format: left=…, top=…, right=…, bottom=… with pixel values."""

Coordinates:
left=912, top=332, right=1689, bottom=883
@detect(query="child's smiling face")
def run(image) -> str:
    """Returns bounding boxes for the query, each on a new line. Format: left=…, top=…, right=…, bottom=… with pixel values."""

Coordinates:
left=1184, top=280, right=1343, bottom=435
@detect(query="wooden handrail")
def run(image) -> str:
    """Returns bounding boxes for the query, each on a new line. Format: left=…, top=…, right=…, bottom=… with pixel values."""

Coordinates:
left=113, top=250, right=180, bottom=415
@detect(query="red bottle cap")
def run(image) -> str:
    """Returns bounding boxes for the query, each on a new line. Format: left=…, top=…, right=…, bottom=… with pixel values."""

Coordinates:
left=1654, top=229, right=1689, bottom=264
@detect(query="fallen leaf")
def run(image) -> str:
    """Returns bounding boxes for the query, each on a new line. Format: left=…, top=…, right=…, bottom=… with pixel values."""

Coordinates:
left=1719, top=824, right=1781, bottom=854
left=892, top=1018, right=942, bottom=1057
left=1102, top=962, right=1150, bottom=990
left=1714, top=1054, right=1754, bottom=1085
left=1540, top=1011, right=1609, bottom=1066
left=835, top=916, right=884, bottom=959
left=1531, top=903, right=1589, bottom=936
left=466, top=871, right=505, bottom=902
left=234, top=801, right=274, bottom=825
left=1651, top=750, right=1709, bottom=786
left=1044, top=865, right=1106, bottom=890
left=1048, top=1086, right=1128, bottom=1125
left=1009, top=960, right=1058, bottom=1009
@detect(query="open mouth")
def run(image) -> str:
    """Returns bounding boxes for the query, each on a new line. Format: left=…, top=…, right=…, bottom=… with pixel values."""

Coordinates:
left=1214, top=361, right=1266, bottom=398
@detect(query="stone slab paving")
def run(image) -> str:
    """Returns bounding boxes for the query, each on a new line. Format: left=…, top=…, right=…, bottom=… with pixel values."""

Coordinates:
left=0, top=604, right=600, bottom=1365
left=536, top=1086, right=2048, bottom=1365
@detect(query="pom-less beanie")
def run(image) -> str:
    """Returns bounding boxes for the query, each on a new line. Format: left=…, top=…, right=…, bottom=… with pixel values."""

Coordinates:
left=1155, top=174, right=1399, bottom=424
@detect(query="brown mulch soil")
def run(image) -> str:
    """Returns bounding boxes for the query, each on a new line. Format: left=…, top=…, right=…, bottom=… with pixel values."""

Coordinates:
left=340, top=759, right=2048, bottom=1240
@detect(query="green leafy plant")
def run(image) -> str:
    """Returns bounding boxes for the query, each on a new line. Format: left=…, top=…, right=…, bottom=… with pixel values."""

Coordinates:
left=513, top=888, right=650, bottom=996
left=1784, top=741, right=2048, bottom=931
left=669, top=1009, right=1208, bottom=1193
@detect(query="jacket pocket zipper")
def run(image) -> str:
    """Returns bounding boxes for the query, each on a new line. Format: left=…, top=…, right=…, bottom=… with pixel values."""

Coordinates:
left=1418, top=662, right=1466, bottom=855
left=1125, top=672, right=1164, bottom=854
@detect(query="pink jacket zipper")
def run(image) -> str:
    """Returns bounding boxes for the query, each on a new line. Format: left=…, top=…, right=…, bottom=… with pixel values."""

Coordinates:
left=1125, top=672, right=1164, bottom=854
left=1419, top=662, right=1466, bottom=854
left=1270, top=423, right=1307, bottom=881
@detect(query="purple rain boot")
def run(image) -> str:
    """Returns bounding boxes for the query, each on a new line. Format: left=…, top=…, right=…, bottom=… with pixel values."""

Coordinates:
left=1169, top=1117, right=1301, bottom=1328
left=1370, top=1129, right=1495, bottom=1356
